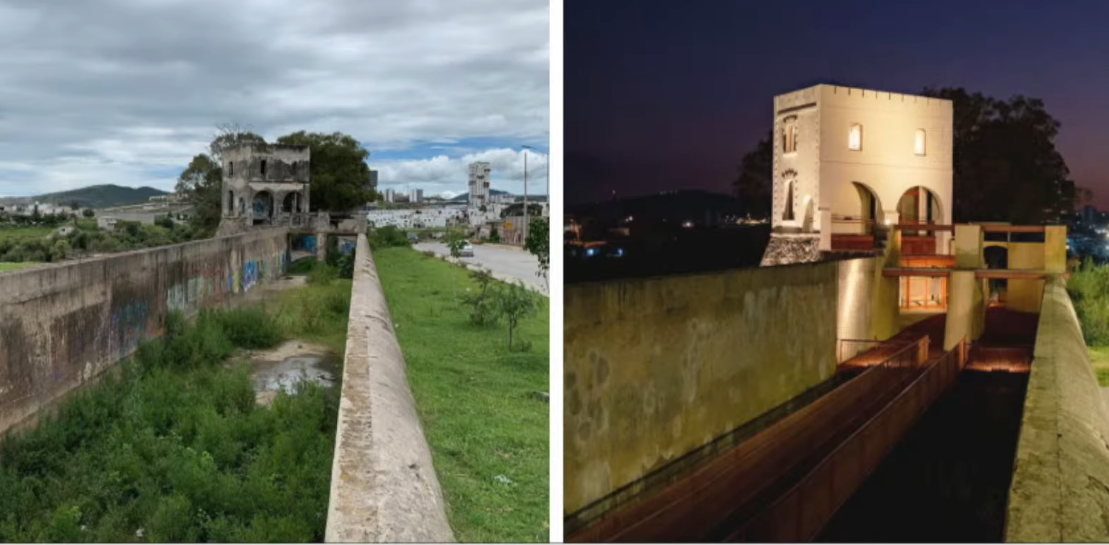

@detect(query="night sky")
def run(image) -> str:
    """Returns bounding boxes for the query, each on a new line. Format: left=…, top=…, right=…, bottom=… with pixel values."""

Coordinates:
left=565, top=0, right=1109, bottom=207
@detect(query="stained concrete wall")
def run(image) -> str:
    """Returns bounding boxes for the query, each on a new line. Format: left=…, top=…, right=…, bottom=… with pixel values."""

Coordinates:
left=563, top=260, right=841, bottom=515
left=0, top=229, right=289, bottom=437
left=325, top=234, right=453, bottom=543
left=1006, top=277, right=1109, bottom=542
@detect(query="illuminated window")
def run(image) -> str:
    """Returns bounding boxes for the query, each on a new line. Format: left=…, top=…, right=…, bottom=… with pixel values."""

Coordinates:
left=782, top=180, right=795, bottom=221
left=848, top=124, right=862, bottom=151
left=915, top=129, right=926, bottom=156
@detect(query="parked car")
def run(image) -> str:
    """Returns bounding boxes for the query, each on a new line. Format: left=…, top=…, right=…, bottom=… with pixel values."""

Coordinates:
left=459, top=241, right=474, bottom=257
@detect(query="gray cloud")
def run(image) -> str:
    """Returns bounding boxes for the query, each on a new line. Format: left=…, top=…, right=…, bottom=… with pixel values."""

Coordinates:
left=0, top=0, right=548, bottom=196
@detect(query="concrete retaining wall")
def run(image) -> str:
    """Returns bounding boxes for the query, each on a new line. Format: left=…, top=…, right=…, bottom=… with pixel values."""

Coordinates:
left=1006, top=277, right=1109, bottom=542
left=563, top=259, right=845, bottom=515
left=325, top=233, right=453, bottom=542
left=0, top=229, right=289, bottom=437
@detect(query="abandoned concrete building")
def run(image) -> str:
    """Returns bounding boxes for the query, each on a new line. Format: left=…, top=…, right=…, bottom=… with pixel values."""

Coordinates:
left=217, top=143, right=311, bottom=236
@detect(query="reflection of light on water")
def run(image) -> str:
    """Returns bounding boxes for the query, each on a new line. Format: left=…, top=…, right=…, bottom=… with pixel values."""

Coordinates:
left=255, top=356, right=334, bottom=394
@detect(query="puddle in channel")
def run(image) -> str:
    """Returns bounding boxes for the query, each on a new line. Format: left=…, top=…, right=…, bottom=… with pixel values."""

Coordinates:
left=248, top=340, right=338, bottom=406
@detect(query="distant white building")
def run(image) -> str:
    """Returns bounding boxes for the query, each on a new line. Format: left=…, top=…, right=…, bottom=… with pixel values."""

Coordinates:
left=409, top=188, right=424, bottom=203
left=383, top=188, right=395, bottom=203
left=366, top=205, right=466, bottom=229
left=468, top=162, right=491, bottom=208
left=98, top=217, right=119, bottom=231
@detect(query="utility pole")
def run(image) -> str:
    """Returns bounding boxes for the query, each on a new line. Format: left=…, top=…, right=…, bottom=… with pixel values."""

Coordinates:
left=522, top=144, right=532, bottom=245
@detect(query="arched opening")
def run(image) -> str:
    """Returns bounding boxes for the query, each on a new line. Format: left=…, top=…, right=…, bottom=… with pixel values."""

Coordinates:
left=782, top=180, right=795, bottom=221
left=253, top=191, right=273, bottom=224
left=831, top=182, right=883, bottom=252
left=238, top=197, right=246, bottom=216
left=282, top=192, right=297, bottom=214
left=801, top=197, right=815, bottom=233
left=898, top=186, right=944, bottom=254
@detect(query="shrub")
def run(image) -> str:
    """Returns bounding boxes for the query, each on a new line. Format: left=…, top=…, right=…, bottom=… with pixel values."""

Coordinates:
left=307, top=261, right=338, bottom=286
left=214, top=307, right=283, bottom=349
left=492, top=281, right=539, bottom=349
left=459, top=268, right=499, bottom=326
left=337, top=252, right=355, bottom=279
left=1067, top=258, right=1109, bottom=345
left=367, top=225, right=410, bottom=248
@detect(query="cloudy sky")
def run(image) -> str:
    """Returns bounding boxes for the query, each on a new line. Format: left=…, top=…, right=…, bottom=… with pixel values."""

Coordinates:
left=0, top=0, right=549, bottom=198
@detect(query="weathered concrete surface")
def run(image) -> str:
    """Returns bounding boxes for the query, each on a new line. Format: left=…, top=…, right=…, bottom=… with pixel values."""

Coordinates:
left=325, top=234, right=453, bottom=543
left=1005, top=277, right=1109, bottom=542
left=564, top=260, right=840, bottom=515
left=0, top=229, right=289, bottom=437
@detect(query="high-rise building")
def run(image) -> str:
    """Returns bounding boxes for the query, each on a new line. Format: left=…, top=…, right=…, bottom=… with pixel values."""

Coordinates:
left=468, top=162, right=492, bottom=207
left=368, top=169, right=379, bottom=191
left=409, top=188, right=424, bottom=203
left=384, top=188, right=395, bottom=203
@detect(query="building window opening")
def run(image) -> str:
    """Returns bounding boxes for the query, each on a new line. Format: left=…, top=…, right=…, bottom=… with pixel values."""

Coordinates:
left=915, top=129, right=926, bottom=156
left=783, top=180, right=795, bottom=221
left=260, top=160, right=267, bottom=177
left=849, top=124, right=863, bottom=151
left=228, top=161, right=234, bottom=176
left=783, top=124, right=798, bottom=153
left=228, top=191, right=234, bottom=214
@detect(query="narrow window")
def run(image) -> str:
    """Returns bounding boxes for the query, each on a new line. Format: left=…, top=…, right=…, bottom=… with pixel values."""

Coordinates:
left=260, top=160, right=267, bottom=177
left=228, top=191, right=233, bottom=213
left=915, top=129, right=926, bottom=156
left=228, top=161, right=234, bottom=176
left=849, top=123, right=863, bottom=151
left=783, top=125, right=798, bottom=153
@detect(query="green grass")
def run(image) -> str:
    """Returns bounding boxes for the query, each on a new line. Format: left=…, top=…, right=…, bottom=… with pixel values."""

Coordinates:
left=0, top=262, right=41, bottom=272
left=0, top=225, right=54, bottom=243
left=1090, top=346, right=1109, bottom=387
left=373, top=246, right=549, bottom=543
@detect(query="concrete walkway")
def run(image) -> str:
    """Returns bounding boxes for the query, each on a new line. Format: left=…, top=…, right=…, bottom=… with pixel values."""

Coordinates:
left=414, top=242, right=548, bottom=296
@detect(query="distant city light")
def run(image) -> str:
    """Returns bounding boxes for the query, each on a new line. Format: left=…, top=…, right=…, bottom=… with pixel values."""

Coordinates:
left=682, top=220, right=694, bottom=228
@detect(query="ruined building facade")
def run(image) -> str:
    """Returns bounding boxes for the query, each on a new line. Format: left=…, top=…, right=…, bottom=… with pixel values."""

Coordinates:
left=217, top=143, right=311, bottom=237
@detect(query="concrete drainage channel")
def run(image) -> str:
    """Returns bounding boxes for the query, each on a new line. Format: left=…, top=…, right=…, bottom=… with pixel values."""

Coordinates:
left=325, top=233, right=454, bottom=542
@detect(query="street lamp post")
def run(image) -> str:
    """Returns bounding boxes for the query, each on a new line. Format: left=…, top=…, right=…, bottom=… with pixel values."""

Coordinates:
left=522, top=145, right=532, bottom=245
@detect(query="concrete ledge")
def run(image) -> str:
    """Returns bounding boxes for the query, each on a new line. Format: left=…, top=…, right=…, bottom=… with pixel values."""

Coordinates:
left=1006, top=276, right=1109, bottom=542
left=325, top=233, right=453, bottom=542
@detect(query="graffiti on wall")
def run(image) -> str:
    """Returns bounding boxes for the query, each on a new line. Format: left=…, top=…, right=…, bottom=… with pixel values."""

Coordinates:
left=110, top=300, right=149, bottom=361
left=339, top=237, right=356, bottom=255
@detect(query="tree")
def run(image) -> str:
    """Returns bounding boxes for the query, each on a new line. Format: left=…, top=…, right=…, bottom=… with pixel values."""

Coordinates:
left=922, top=87, right=1075, bottom=223
left=731, top=131, right=773, bottom=219
left=275, top=131, right=377, bottom=211
left=524, top=217, right=549, bottom=282
left=82, top=208, right=95, bottom=218
left=493, top=281, right=539, bottom=350
left=175, top=124, right=265, bottom=236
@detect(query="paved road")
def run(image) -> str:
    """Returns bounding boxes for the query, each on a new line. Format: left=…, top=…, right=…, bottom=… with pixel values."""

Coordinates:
left=414, top=242, right=547, bottom=296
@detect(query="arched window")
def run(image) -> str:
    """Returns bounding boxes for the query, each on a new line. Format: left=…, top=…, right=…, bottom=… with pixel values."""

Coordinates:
left=228, top=161, right=234, bottom=176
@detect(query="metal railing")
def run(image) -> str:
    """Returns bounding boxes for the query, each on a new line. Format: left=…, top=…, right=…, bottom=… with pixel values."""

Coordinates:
left=836, top=337, right=927, bottom=367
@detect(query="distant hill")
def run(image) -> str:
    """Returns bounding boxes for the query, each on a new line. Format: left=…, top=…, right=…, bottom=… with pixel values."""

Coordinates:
left=7, top=184, right=170, bottom=209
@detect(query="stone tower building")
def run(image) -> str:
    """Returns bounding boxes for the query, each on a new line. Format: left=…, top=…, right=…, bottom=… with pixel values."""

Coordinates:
left=217, top=143, right=311, bottom=236
left=761, top=84, right=953, bottom=265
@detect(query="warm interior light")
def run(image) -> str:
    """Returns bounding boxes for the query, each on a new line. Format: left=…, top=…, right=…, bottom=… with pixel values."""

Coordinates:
left=849, top=124, right=862, bottom=151
left=915, top=129, right=926, bottom=156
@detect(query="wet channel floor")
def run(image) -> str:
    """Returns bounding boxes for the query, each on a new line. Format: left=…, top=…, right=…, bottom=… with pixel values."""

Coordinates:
left=248, top=340, right=338, bottom=405
left=816, top=370, right=1028, bottom=543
